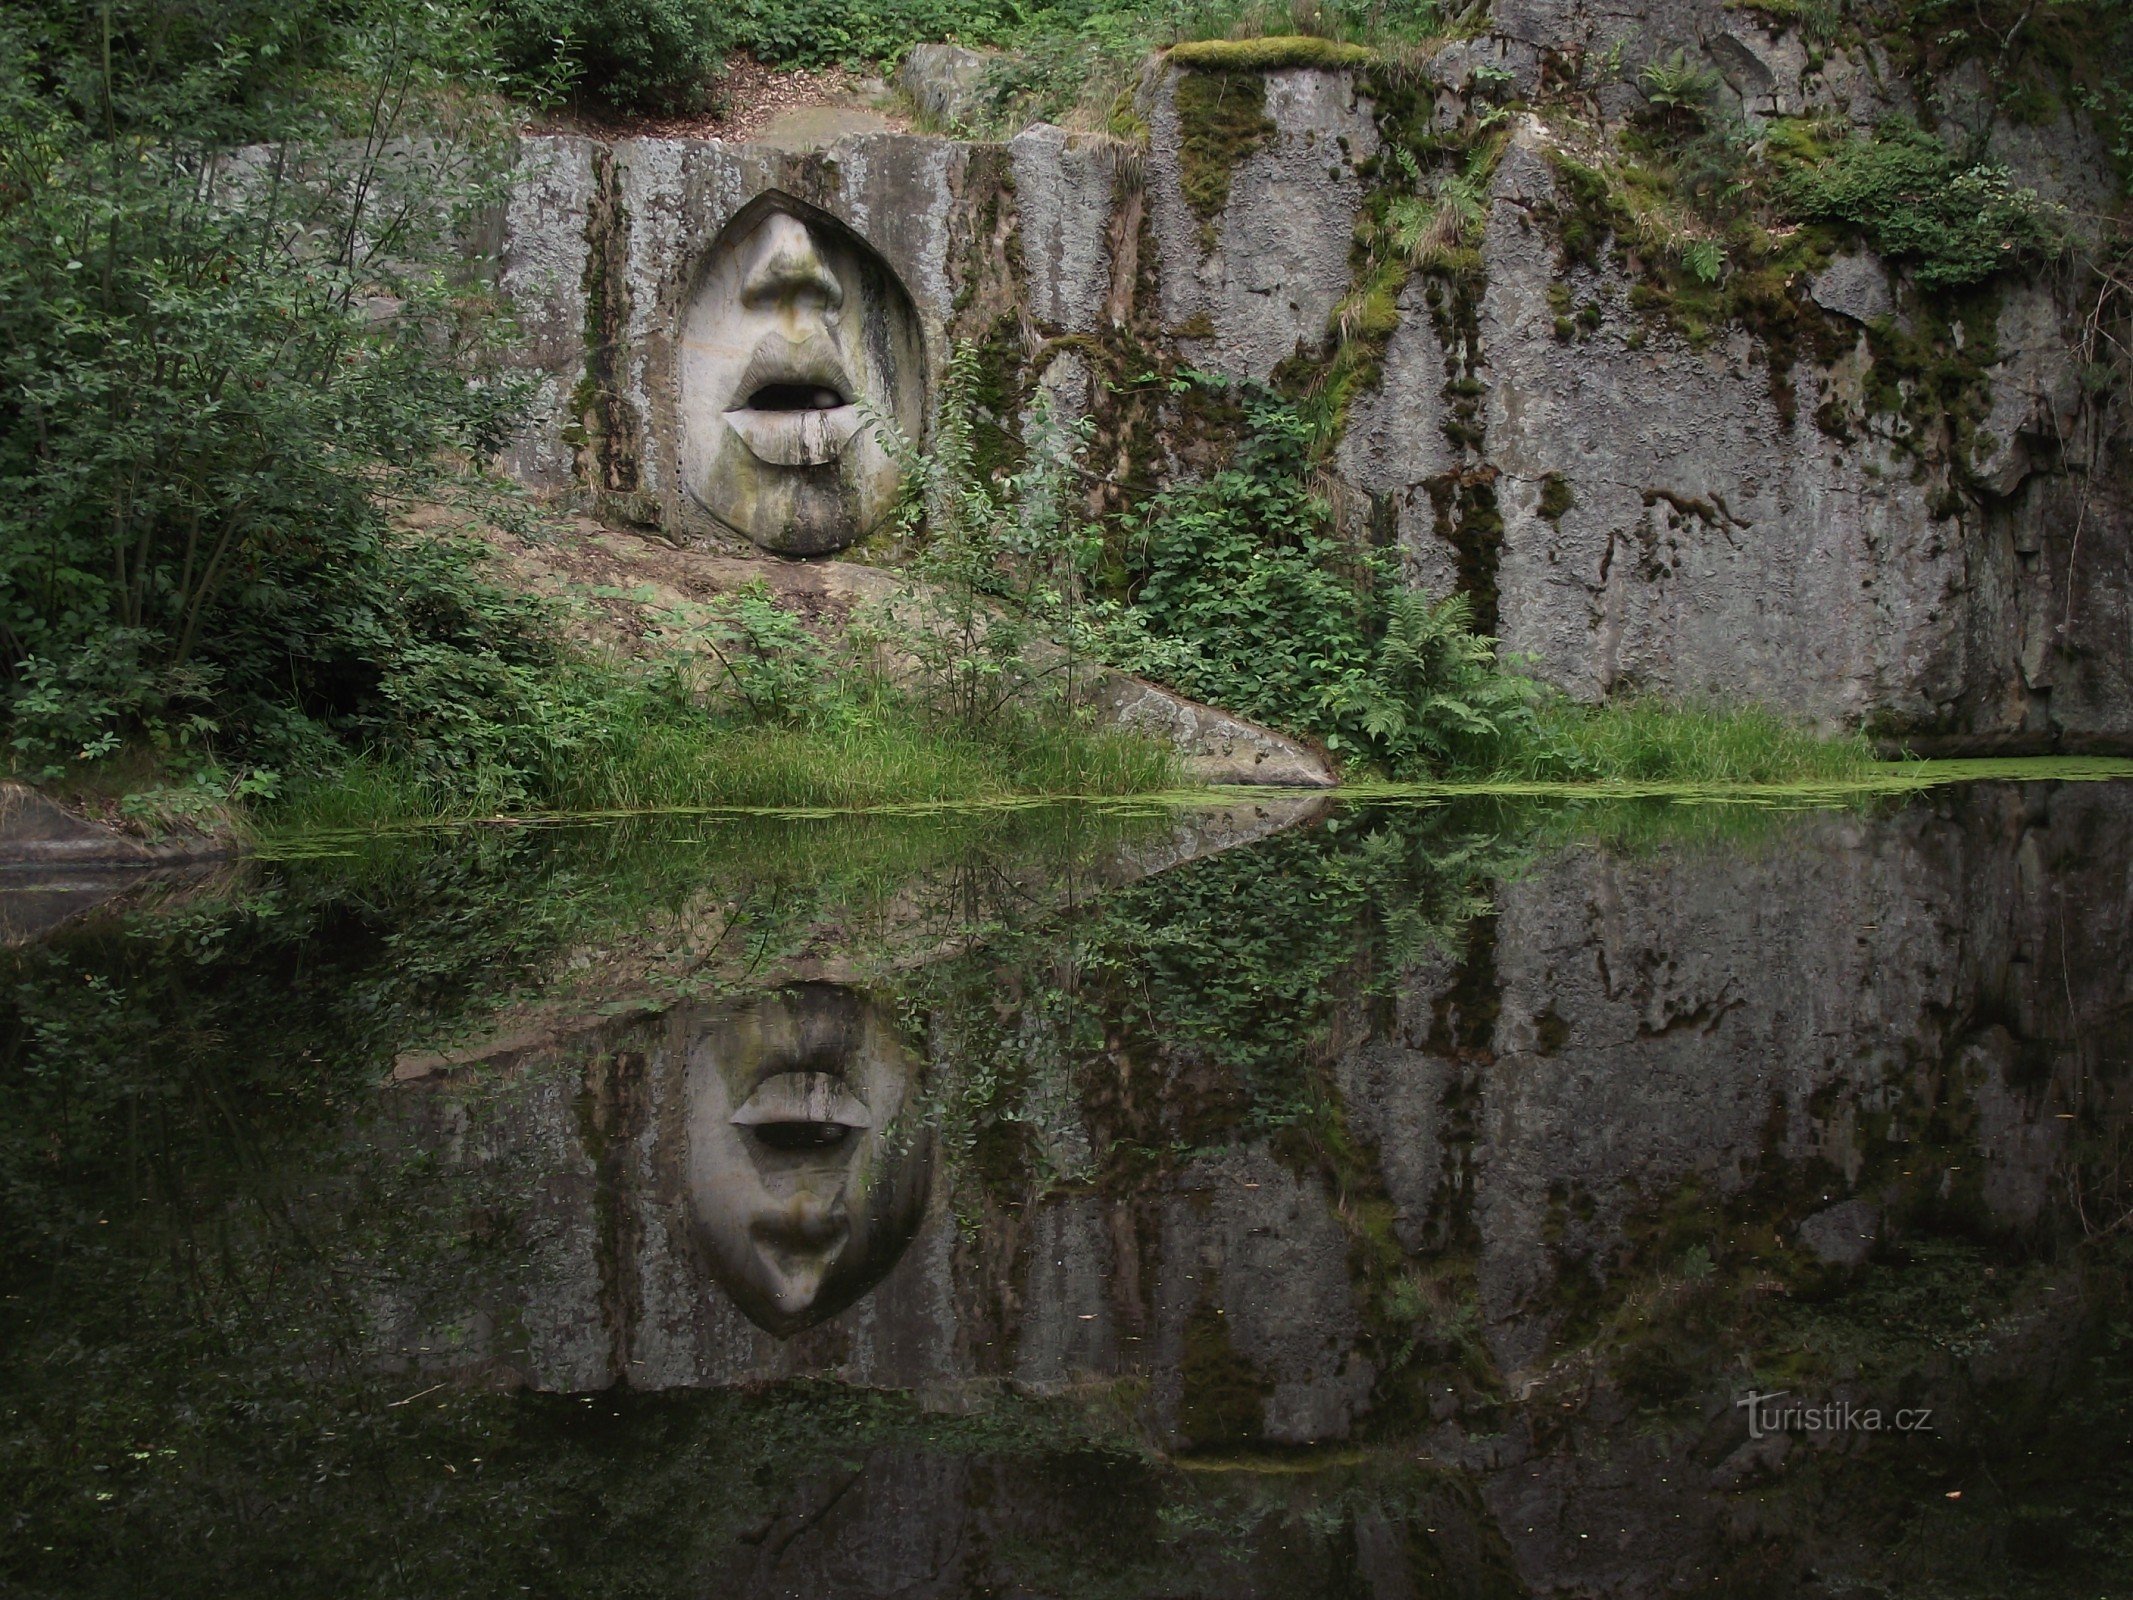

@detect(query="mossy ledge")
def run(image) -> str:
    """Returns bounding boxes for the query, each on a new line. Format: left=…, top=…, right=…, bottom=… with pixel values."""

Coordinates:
left=1167, top=35, right=1373, bottom=72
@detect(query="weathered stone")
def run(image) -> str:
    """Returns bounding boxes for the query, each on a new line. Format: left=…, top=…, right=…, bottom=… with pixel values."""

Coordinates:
left=897, top=43, right=1002, bottom=130
left=0, top=781, right=232, bottom=865
left=1006, top=123, right=1126, bottom=332
left=1473, top=122, right=1964, bottom=724
left=484, top=48, right=2130, bottom=749
left=1335, top=276, right=1465, bottom=598
left=1142, top=64, right=1379, bottom=380
left=1809, top=250, right=1895, bottom=326
left=1088, top=673, right=1335, bottom=785
left=1704, top=19, right=1809, bottom=121
left=1796, top=1197, right=1882, bottom=1266
left=497, top=136, right=599, bottom=489
left=679, top=196, right=925, bottom=553
left=1969, top=281, right=2080, bottom=499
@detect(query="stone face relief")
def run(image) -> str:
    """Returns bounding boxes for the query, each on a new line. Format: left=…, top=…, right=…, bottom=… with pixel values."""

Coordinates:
left=683, top=983, right=934, bottom=1335
left=679, top=194, right=926, bottom=556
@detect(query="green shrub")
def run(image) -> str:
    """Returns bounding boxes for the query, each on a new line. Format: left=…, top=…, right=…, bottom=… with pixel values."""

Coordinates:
left=1125, top=382, right=1543, bottom=775
left=490, top=0, right=723, bottom=113
left=0, top=1, right=563, bottom=788
left=1779, top=121, right=2057, bottom=290
left=725, top=0, right=1007, bottom=70
left=1637, top=46, right=1721, bottom=126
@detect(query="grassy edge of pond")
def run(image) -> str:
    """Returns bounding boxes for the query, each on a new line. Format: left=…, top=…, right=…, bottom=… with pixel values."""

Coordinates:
left=36, top=689, right=2133, bottom=853
left=248, top=756, right=2133, bottom=860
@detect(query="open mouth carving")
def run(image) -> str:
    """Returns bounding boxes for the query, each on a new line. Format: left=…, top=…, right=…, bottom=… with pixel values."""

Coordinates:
left=722, top=341, right=866, bottom=468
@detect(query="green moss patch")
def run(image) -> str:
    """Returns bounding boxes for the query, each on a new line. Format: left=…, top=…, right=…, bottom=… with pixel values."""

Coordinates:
left=1168, top=35, right=1373, bottom=72
left=1175, top=68, right=1277, bottom=246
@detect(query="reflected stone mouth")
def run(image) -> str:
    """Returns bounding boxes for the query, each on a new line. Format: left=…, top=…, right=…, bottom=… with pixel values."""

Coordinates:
left=731, top=1071, right=872, bottom=1154
left=723, top=402, right=865, bottom=467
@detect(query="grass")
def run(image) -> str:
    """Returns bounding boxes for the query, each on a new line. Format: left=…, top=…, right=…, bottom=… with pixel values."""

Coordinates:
left=271, top=694, right=1180, bottom=833
left=1514, top=698, right=1882, bottom=786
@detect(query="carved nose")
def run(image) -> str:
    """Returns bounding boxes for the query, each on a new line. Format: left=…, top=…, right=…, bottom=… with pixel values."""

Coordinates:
left=738, top=213, right=844, bottom=313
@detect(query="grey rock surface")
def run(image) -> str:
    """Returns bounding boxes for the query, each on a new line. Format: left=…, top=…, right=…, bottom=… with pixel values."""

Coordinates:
left=1142, top=65, right=1380, bottom=380
left=898, top=43, right=1001, bottom=129
left=1797, top=1197, right=1882, bottom=1266
left=1474, top=123, right=1965, bottom=724
left=0, top=781, right=231, bottom=865
left=1809, top=250, right=1895, bottom=326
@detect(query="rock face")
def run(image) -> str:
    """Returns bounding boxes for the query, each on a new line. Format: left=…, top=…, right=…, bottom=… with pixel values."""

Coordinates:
left=488, top=19, right=2131, bottom=747
left=1473, top=127, right=1963, bottom=722
left=493, top=127, right=1131, bottom=539
left=1142, top=66, right=1381, bottom=380
left=0, top=782, right=233, bottom=866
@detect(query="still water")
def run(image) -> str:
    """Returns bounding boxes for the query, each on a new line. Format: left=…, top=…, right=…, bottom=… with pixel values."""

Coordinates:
left=3, top=777, right=2129, bottom=1598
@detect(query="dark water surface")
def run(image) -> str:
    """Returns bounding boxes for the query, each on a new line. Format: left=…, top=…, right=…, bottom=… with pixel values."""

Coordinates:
left=4, top=780, right=2130, bottom=1598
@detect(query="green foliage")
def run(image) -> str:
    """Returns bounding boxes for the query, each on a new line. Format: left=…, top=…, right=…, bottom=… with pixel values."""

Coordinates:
left=489, top=0, right=723, bottom=112
left=1510, top=696, right=1880, bottom=785
left=709, top=0, right=1443, bottom=138
left=1125, top=382, right=1544, bottom=775
left=0, top=0, right=550, bottom=791
left=697, top=580, right=844, bottom=726
left=871, top=342, right=1112, bottom=732
left=1379, top=143, right=1495, bottom=270
left=1779, top=121, right=2057, bottom=290
left=721, top=0, right=1014, bottom=68
left=1637, top=46, right=1722, bottom=122
left=720, top=0, right=1438, bottom=74
left=1312, top=588, right=1546, bottom=771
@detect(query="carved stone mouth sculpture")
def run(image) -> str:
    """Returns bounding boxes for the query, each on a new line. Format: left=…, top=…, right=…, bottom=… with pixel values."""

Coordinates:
left=683, top=984, right=934, bottom=1336
left=680, top=194, right=926, bottom=556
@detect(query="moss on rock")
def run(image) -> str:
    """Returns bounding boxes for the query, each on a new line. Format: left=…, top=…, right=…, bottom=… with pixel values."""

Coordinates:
left=1168, top=35, right=1373, bottom=72
left=1174, top=68, right=1277, bottom=249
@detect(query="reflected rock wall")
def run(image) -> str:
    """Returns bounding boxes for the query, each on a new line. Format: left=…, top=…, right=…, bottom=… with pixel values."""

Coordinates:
left=379, top=784, right=2129, bottom=1476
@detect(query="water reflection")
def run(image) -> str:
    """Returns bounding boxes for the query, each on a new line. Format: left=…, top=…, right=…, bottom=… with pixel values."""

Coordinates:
left=2, top=782, right=2129, bottom=1598
left=682, top=985, right=933, bottom=1335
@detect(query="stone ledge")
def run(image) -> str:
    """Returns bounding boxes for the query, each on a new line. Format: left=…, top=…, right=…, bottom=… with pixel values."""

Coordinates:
left=0, top=782, right=238, bottom=867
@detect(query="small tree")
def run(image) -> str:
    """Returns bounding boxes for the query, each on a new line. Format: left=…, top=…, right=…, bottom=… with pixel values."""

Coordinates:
left=867, top=342, right=1103, bottom=730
